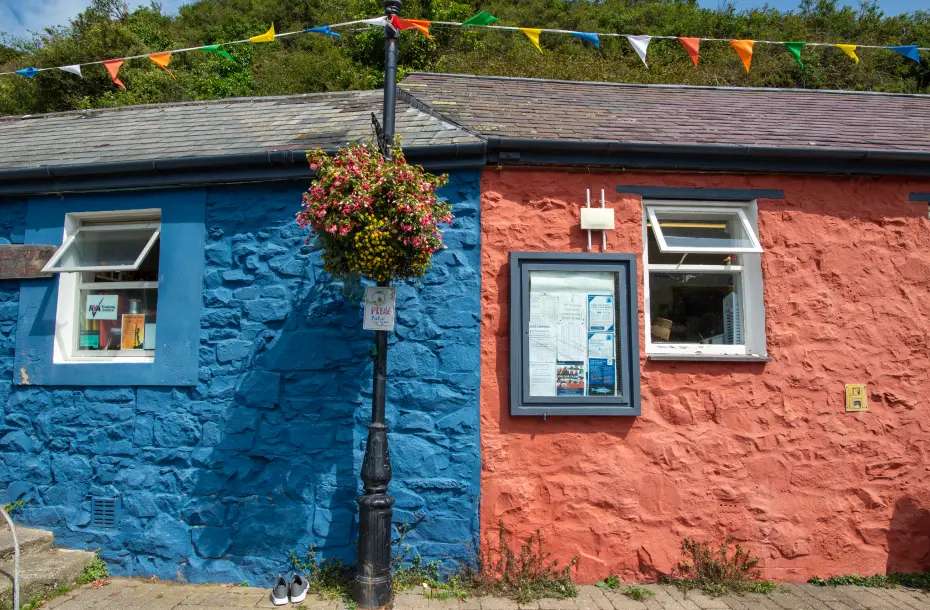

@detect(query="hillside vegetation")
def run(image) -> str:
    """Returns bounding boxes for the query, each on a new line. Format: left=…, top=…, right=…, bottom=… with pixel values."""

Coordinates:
left=1, top=0, right=928, bottom=116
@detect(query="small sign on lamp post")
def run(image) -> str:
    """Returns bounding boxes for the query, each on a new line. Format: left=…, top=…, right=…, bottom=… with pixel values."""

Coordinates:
left=363, top=286, right=396, bottom=332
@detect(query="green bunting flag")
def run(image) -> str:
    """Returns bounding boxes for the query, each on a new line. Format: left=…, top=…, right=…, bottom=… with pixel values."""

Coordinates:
left=200, top=45, right=236, bottom=62
left=784, top=42, right=806, bottom=68
left=462, top=11, right=498, bottom=27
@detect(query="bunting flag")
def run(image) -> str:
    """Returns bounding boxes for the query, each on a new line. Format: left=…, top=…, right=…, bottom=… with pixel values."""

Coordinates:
left=730, top=39, right=755, bottom=73
left=520, top=28, right=542, bottom=52
left=461, top=11, right=498, bottom=27
left=784, top=42, right=806, bottom=68
left=103, top=59, right=126, bottom=89
left=200, top=45, right=235, bottom=62
left=888, top=45, right=920, bottom=63
left=626, top=35, right=652, bottom=66
left=250, top=24, right=276, bottom=43
left=678, top=37, right=700, bottom=66
left=3, top=15, right=929, bottom=84
left=834, top=44, right=859, bottom=64
left=149, top=52, right=175, bottom=78
left=305, top=25, right=341, bottom=38
left=390, top=15, right=432, bottom=39
left=572, top=32, right=599, bottom=49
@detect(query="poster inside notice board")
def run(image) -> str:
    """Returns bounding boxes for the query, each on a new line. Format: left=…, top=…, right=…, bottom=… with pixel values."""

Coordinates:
left=528, top=271, right=617, bottom=398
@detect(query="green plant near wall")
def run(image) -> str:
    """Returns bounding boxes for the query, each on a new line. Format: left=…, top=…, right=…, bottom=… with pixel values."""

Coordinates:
left=809, top=573, right=930, bottom=590
left=459, top=521, right=578, bottom=604
left=663, top=538, right=775, bottom=597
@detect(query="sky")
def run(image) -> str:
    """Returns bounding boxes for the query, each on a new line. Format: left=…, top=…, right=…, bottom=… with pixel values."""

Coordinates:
left=0, top=0, right=926, bottom=39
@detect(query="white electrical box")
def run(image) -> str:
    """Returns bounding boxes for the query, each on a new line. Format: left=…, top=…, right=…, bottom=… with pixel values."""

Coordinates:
left=580, top=207, right=615, bottom=230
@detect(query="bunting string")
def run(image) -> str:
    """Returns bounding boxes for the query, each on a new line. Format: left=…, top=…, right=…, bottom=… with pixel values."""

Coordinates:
left=0, top=17, right=384, bottom=78
left=2, top=11, right=927, bottom=85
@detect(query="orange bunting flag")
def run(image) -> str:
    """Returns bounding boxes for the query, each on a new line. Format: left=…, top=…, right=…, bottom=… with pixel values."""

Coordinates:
left=520, top=28, right=543, bottom=52
left=678, top=37, right=700, bottom=67
left=389, top=15, right=432, bottom=39
left=103, top=59, right=126, bottom=90
left=730, top=39, right=755, bottom=73
left=148, top=53, right=175, bottom=79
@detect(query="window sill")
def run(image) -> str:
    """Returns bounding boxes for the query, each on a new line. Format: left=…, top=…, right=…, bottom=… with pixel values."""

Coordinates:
left=647, top=353, right=771, bottom=363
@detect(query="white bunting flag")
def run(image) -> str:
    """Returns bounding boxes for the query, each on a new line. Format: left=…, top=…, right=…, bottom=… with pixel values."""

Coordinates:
left=59, top=65, right=82, bottom=77
left=361, top=17, right=387, bottom=26
left=626, top=35, right=652, bottom=67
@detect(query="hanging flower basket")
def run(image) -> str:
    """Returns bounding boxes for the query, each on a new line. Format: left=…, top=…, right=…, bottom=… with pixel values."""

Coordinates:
left=297, top=142, right=452, bottom=284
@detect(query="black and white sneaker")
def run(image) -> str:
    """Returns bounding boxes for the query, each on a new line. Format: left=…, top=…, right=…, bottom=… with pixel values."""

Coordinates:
left=271, top=575, right=289, bottom=606
left=289, top=574, right=309, bottom=603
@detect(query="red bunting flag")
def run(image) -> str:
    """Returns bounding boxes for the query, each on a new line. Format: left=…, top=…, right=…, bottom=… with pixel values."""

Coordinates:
left=730, top=39, right=755, bottom=73
left=678, top=37, right=700, bottom=67
left=390, top=14, right=432, bottom=39
left=103, top=59, right=126, bottom=90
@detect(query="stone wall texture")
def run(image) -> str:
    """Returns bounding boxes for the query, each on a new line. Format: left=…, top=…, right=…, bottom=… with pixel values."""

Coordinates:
left=0, top=170, right=482, bottom=583
left=480, top=169, right=930, bottom=584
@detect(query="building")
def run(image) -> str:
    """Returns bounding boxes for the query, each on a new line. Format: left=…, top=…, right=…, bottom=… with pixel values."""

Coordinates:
left=1, top=73, right=929, bottom=584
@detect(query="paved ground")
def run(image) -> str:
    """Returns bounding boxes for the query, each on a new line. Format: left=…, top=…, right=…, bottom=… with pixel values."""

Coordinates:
left=44, top=578, right=930, bottom=610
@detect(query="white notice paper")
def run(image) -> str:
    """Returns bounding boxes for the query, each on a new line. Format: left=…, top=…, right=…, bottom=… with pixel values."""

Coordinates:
left=587, top=332, right=614, bottom=361
left=557, top=294, right=587, bottom=361
left=363, top=286, right=396, bottom=331
left=587, top=295, right=614, bottom=332
left=528, top=324, right=557, bottom=396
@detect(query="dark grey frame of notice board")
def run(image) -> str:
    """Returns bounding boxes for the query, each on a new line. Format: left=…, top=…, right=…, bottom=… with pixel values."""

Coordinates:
left=509, top=252, right=641, bottom=417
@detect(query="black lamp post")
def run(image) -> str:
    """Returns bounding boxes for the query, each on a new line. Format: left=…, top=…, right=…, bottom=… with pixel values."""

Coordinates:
left=354, top=1, right=401, bottom=608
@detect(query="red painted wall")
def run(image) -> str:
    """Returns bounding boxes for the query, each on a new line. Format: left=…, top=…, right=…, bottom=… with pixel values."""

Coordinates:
left=479, top=169, right=930, bottom=583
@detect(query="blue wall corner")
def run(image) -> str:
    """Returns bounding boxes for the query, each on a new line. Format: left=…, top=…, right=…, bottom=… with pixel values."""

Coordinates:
left=0, top=170, right=482, bottom=584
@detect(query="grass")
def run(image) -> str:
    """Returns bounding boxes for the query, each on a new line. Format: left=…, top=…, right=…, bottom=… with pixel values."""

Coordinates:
left=76, top=554, right=110, bottom=585
left=809, top=573, right=930, bottom=590
left=662, top=538, right=775, bottom=598
left=290, top=520, right=578, bottom=606
left=458, top=522, right=578, bottom=604
left=595, top=575, right=655, bottom=601
left=1, top=499, right=25, bottom=516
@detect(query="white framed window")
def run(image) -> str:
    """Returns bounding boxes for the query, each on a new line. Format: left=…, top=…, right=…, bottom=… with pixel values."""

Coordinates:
left=42, top=209, right=161, bottom=364
left=643, top=200, right=767, bottom=360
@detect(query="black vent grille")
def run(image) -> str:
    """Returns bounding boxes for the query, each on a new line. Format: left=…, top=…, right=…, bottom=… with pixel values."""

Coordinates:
left=90, top=498, right=116, bottom=528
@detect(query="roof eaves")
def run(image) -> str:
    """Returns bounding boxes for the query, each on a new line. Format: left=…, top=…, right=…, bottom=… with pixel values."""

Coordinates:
left=403, top=72, right=930, bottom=100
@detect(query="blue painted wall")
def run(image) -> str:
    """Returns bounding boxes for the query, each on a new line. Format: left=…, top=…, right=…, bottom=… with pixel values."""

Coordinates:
left=0, top=171, right=481, bottom=583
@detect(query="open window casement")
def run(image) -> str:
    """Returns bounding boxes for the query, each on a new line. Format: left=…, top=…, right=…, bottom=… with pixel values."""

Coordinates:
left=42, top=223, right=161, bottom=273
left=643, top=201, right=767, bottom=360
left=646, top=206, right=762, bottom=254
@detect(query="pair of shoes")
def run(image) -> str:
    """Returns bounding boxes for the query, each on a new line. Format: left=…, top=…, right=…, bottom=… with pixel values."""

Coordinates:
left=271, top=574, right=309, bottom=606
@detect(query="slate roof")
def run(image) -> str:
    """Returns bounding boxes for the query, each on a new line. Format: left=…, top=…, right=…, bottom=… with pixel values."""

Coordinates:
left=0, top=90, right=478, bottom=170
left=400, top=73, right=930, bottom=153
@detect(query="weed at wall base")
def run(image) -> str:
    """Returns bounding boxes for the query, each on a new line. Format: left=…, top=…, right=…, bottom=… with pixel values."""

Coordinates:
left=662, top=538, right=775, bottom=598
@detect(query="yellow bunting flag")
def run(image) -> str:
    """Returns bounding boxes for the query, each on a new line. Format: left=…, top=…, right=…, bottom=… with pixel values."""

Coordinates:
left=250, top=24, right=276, bottom=43
left=102, top=59, right=126, bottom=90
left=520, top=28, right=543, bottom=53
left=148, top=53, right=175, bottom=79
left=730, top=39, right=755, bottom=73
left=834, top=43, right=859, bottom=64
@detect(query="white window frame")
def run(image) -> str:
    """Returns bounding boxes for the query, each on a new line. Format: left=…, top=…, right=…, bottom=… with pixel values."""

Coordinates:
left=42, top=223, right=161, bottom=273
left=51, top=209, right=161, bottom=365
left=643, top=200, right=767, bottom=360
